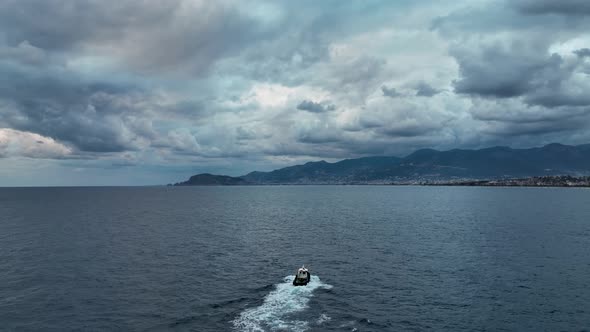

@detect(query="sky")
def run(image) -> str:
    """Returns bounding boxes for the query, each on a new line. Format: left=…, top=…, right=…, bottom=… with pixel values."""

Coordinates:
left=1, top=0, right=590, bottom=186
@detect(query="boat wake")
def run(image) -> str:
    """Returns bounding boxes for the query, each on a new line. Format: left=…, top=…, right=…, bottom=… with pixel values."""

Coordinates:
left=232, top=275, right=332, bottom=332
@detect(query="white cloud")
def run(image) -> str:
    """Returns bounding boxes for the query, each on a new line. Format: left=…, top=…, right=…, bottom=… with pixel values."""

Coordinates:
left=0, top=128, right=72, bottom=159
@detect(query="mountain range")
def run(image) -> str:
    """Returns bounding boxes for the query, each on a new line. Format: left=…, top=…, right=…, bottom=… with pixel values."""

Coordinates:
left=173, top=143, right=590, bottom=185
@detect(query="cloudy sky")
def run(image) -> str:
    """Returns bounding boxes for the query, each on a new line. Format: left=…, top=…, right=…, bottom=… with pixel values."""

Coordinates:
left=1, top=0, right=589, bottom=185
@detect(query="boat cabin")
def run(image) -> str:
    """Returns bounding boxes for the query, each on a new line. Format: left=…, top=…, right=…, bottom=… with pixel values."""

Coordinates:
left=293, top=266, right=311, bottom=286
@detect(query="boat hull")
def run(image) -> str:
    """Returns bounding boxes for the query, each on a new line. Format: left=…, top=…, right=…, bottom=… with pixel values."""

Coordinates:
left=293, top=275, right=311, bottom=286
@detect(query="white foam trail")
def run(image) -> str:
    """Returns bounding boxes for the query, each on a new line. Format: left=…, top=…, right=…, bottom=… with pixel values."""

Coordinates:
left=233, top=275, right=332, bottom=332
left=316, top=313, right=331, bottom=325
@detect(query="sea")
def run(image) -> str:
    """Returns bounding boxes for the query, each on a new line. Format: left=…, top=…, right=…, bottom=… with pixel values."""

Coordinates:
left=1, top=186, right=590, bottom=331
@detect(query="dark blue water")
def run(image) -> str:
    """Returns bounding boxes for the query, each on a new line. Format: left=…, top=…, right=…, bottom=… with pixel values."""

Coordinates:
left=1, top=186, right=590, bottom=331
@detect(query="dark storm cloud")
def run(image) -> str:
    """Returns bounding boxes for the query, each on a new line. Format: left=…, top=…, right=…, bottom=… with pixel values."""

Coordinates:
left=452, top=44, right=590, bottom=108
left=0, top=1, right=183, bottom=53
left=452, top=46, right=555, bottom=98
left=526, top=91, right=590, bottom=108
left=335, top=56, right=387, bottom=95
left=0, top=63, right=150, bottom=152
left=285, top=129, right=449, bottom=160
left=433, top=1, right=590, bottom=43
left=354, top=107, right=450, bottom=140
left=435, top=0, right=590, bottom=114
left=0, top=0, right=272, bottom=75
left=471, top=102, right=590, bottom=124
left=415, top=82, right=441, bottom=97
left=296, top=100, right=336, bottom=113
left=515, top=0, right=590, bottom=16
left=482, top=115, right=589, bottom=137
left=381, top=86, right=402, bottom=98
left=297, top=133, right=341, bottom=144
left=379, top=123, right=440, bottom=138
left=574, top=48, right=590, bottom=58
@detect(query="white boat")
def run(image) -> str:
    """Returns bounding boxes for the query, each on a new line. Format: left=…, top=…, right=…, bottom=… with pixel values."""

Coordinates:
left=292, top=265, right=311, bottom=286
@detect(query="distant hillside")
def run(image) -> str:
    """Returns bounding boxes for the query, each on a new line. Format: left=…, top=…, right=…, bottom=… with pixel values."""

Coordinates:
left=175, top=143, right=590, bottom=185
left=242, top=156, right=402, bottom=184
left=174, top=173, right=248, bottom=186
left=391, top=143, right=590, bottom=180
